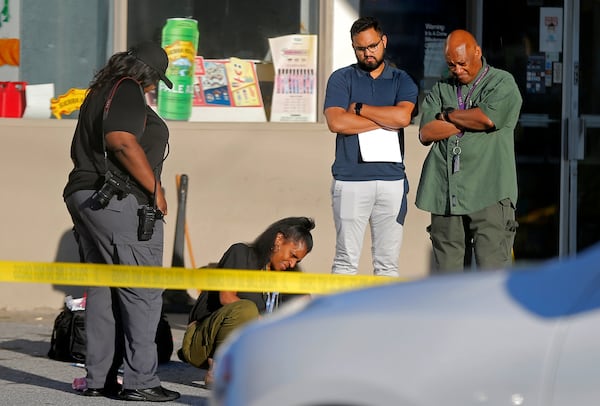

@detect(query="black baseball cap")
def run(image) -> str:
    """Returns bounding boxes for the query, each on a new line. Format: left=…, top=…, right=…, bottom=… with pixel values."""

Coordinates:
left=129, top=42, right=173, bottom=89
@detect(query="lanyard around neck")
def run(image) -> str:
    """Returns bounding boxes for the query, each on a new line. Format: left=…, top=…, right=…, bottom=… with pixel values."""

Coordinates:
left=456, top=65, right=489, bottom=110
left=265, top=291, right=279, bottom=313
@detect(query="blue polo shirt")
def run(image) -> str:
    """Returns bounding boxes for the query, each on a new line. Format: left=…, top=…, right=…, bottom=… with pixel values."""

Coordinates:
left=324, top=62, right=418, bottom=181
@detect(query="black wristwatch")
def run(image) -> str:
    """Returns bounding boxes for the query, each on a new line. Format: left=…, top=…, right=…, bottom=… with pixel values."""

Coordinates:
left=443, top=107, right=455, bottom=122
left=355, top=102, right=363, bottom=116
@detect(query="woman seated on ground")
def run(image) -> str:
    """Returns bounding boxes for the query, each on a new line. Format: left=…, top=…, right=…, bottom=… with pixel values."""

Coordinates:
left=177, top=216, right=316, bottom=385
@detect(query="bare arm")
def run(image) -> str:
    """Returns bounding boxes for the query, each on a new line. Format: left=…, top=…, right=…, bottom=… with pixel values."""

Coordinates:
left=219, top=291, right=240, bottom=305
left=324, top=106, right=380, bottom=134
left=350, top=101, right=415, bottom=130
left=445, top=107, right=494, bottom=131
left=325, top=101, right=415, bottom=135
left=105, top=131, right=167, bottom=215
left=419, top=107, right=495, bottom=145
left=219, top=290, right=263, bottom=318
left=419, top=120, right=461, bottom=145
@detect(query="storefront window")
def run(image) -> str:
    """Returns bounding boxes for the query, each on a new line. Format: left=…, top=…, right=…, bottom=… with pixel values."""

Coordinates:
left=127, top=0, right=317, bottom=60
left=126, top=0, right=318, bottom=121
left=360, top=0, right=467, bottom=102
left=19, top=0, right=111, bottom=115
left=1, top=0, right=319, bottom=119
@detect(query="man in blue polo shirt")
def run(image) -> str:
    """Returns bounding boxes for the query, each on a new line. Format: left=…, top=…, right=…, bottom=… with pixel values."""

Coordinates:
left=324, top=16, right=418, bottom=276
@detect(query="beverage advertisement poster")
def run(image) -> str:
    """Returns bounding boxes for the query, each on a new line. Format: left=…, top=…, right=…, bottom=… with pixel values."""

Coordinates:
left=159, top=18, right=199, bottom=121
left=268, top=34, right=317, bottom=122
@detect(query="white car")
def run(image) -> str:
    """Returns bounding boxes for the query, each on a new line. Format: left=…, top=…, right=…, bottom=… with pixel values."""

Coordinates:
left=211, top=244, right=600, bottom=406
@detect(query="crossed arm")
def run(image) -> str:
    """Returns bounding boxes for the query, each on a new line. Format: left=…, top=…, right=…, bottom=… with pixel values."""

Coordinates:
left=419, top=107, right=494, bottom=145
left=324, top=100, right=415, bottom=135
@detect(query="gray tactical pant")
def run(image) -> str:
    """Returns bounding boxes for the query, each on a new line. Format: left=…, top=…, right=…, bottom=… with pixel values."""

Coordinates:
left=65, top=190, right=164, bottom=390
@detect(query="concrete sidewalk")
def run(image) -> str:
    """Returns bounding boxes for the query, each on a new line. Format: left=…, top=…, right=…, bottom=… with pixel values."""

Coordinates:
left=0, top=309, right=211, bottom=405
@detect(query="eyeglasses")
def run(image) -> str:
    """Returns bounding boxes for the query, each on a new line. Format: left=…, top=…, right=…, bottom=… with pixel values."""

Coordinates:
left=353, top=39, right=382, bottom=54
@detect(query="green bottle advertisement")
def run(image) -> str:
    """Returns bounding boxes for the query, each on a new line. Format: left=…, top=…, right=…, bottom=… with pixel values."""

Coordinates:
left=158, top=18, right=199, bottom=121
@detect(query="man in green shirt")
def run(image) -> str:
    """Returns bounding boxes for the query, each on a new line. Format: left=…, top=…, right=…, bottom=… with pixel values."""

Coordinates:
left=416, top=29, right=522, bottom=272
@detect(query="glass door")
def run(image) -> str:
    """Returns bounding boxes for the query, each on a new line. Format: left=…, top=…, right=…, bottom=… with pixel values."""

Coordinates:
left=483, top=0, right=600, bottom=261
left=566, top=0, right=600, bottom=253
left=482, top=0, right=565, bottom=262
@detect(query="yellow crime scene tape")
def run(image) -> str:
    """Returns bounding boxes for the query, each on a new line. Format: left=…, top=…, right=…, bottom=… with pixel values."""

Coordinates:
left=0, top=260, right=404, bottom=295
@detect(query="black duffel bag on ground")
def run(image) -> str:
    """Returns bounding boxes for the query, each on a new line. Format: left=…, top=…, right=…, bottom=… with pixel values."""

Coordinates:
left=48, top=307, right=173, bottom=364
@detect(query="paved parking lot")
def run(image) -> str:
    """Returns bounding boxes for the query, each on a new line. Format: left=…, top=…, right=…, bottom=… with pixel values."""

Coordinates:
left=0, top=308, right=211, bottom=405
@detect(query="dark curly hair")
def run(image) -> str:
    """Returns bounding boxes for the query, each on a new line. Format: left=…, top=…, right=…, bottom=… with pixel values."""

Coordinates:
left=87, top=50, right=161, bottom=94
left=252, top=217, right=316, bottom=268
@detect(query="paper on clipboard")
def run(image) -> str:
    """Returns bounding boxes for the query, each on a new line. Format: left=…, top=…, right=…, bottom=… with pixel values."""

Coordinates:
left=358, top=128, right=402, bottom=162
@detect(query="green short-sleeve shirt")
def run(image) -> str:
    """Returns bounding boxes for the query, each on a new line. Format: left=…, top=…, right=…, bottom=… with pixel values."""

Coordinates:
left=416, top=59, right=523, bottom=215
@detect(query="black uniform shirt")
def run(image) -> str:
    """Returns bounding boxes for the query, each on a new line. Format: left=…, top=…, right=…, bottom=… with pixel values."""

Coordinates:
left=63, top=78, right=169, bottom=205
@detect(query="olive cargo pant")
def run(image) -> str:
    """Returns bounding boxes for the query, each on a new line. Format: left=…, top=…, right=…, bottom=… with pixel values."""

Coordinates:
left=428, top=198, right=518, bottom=272
left=180, top=299, right=259, bottom=369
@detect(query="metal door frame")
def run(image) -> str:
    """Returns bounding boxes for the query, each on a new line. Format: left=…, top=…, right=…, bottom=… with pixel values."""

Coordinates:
left=472, top=0, right=575, bottom=258
left=560, top=0, right=578, bottom=257
left=470, top=0, right=600, bottom=258
left=562, top=0, right=600, bottom=256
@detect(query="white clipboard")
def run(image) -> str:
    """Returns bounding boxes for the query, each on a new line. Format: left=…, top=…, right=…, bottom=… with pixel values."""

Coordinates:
left=358, top=128, right=402, bottom=162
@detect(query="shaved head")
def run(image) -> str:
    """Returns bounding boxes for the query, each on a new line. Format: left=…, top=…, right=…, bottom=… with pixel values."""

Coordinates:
left=446, top=29, right=479, bottom=53
left=444, top=29, right=483, bottom=84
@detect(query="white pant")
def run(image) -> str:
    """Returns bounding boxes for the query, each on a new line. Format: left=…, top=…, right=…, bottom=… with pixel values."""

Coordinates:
left=331, top=179, right=406, bottom=276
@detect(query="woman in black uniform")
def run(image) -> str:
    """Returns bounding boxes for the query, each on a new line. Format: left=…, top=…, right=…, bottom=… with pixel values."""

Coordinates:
left=63, top=42, right=179, bottom=402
